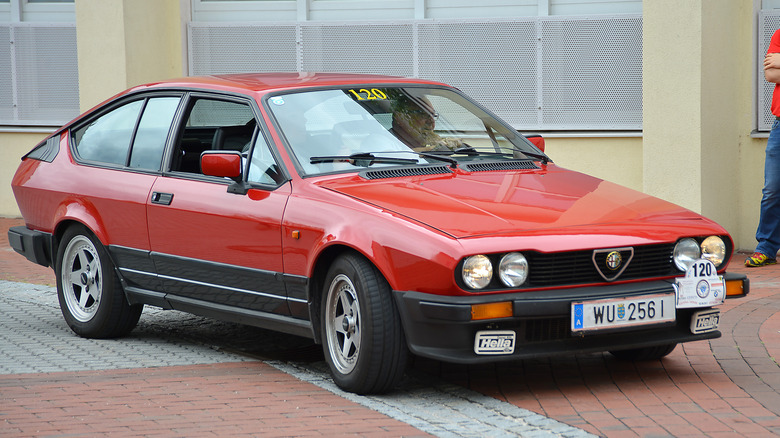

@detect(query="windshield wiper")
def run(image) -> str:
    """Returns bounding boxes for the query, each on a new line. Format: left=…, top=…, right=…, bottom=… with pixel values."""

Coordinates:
left=434, top=146, right=549, bottom=165
left=456, top=146, right=550, bottom=165
left=310, top=153, right=418, bottom=166
left=520, top=150, right=550, bottom=164
left=416, top=151, right=459, bottom=168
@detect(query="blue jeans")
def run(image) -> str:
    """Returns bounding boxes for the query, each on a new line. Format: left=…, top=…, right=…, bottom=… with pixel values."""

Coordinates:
left=756, top=118, right=780, bottom=258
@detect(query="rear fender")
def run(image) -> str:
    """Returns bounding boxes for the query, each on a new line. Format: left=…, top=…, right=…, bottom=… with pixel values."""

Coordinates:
left=52, top=198, right=109, bottom=247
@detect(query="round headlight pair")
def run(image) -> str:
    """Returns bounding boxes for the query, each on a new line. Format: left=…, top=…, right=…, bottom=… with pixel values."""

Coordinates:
left=673, top=236, right=726, bottom=271
left=462, top=253, right=528, bottom=290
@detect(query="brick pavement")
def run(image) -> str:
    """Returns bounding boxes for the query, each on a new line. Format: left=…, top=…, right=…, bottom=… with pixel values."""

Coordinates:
left=1, top=363, right=425, bottom=437
left=0, top=218, right=431, bottom=437
left=2, top=216, right=780, bottom=436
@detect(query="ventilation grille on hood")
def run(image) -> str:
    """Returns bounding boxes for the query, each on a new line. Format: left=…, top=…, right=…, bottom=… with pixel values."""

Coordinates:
left=465, top=160, right=539, bottom=172
left=361, top=165, right=453, bottom=180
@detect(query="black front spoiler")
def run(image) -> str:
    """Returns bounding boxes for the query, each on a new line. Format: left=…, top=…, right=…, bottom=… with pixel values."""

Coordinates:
left=393, top=280, right=730, bottom=364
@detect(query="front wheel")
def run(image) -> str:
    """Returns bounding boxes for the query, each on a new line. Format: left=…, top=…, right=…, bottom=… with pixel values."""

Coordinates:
left=56, top=225, right=142, bottom=338
left=609, top=343, right=677, bottom=361
left=321, top=253, right=407, bottom=394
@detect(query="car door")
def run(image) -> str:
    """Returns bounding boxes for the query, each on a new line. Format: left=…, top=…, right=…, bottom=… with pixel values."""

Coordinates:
left=146, top=95, right=294, bottom=316
left=69, top=94, right=182, bottom=292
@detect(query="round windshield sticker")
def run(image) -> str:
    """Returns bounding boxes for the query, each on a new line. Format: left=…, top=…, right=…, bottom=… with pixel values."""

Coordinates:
left=270, top=97, right=285, bottom=106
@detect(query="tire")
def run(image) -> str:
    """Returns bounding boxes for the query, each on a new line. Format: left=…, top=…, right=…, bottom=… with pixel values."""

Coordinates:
left=56, top=225, right=142, bottom=338
left=609, top=343, right=677, bottom=361
left=321, top=253, right=408, bottom=394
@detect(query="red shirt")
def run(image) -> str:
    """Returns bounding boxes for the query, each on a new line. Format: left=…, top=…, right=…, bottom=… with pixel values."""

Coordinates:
left=770, top=29, right=780, bottom=116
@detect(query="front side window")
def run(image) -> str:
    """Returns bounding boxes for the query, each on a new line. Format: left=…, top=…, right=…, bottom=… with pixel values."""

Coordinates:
left=267, top=86, right=540, bottom=176
left=170, top=97, right=256, bottom=174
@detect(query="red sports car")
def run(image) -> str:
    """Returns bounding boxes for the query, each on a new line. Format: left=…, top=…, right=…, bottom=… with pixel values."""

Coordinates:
left=8, top=73, right=748, bottom=394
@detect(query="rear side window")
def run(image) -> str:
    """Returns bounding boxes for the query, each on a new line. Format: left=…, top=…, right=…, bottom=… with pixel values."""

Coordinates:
left=72, top=100, right=144, bottom=166
left=129, top=97, right=180, bottom=170
left=72, top=96, right=181, bottom=170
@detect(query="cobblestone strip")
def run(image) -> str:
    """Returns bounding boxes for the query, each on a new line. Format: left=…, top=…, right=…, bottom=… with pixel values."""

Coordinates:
left=0, top=281, right=250, bottom=373
left=270, top=361, right=596, bottom=438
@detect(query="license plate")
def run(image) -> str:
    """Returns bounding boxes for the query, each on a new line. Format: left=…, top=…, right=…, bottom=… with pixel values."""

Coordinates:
left=571, top=293, right=675, bottom=332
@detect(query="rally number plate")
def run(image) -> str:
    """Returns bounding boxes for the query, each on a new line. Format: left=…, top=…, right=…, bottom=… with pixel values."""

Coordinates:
left=675, top=259, right=725, bottom=308
left=571, top=293, right=676, bottom=332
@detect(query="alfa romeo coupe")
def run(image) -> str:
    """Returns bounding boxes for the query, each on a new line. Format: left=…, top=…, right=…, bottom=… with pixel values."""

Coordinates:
left=8, top=73, right=748, bottom=394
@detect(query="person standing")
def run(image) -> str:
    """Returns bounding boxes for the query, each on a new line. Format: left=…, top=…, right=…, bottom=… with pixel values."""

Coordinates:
left=748, top=28, right=780, bottom=267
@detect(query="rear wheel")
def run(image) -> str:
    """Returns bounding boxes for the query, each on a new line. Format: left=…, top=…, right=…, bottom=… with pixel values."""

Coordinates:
left=321, top=253, right=407, bottom=394
left=56, top=225, right=142, bottom=338
left=609, top=343, right=677, bottom=361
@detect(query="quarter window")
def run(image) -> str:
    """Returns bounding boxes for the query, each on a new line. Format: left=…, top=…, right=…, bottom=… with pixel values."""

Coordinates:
left=72, top=100, right=143, bottom=166
left=247, top=133, right=283, bottom=185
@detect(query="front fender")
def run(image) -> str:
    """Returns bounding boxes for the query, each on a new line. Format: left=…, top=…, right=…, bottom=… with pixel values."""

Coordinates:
left=283, top=190, right=463, bottom=295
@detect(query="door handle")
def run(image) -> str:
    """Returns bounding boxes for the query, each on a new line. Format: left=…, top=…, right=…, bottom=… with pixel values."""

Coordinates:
left=151, top=192, right=174, bottom=205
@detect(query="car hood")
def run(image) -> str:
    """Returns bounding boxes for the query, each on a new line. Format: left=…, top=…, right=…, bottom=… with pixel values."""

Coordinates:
left=316, top=166, right=718, bottom=240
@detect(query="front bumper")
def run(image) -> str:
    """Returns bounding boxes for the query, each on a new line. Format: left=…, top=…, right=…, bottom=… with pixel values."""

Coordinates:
left=393, top=273, right=748, bottom=364
left=7, top=226, right=52, bottom=268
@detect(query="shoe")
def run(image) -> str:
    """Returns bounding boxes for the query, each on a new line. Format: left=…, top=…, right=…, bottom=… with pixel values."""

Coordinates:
left=745, top=252, right=777, bottom=267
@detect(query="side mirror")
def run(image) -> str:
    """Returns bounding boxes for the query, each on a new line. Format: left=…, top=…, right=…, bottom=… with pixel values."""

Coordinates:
left=200, top=151, right=249, bottom=195
left=201, top=151, right=242, bottom=181
left=201, top=151, right=250, bottom=195
left=525, top=134, right=545, bottom=152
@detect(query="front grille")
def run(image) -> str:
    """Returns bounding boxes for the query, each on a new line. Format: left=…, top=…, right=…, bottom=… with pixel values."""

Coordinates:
left=525, top=243, right=676, bottom=287
left=521, top=317, right=570, bottom=342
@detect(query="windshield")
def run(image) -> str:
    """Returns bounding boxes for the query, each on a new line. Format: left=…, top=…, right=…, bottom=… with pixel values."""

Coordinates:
left=266, top=86, right=542, bottom=175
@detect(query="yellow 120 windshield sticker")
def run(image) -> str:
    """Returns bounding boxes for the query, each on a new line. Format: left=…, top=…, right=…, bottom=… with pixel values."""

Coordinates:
left=347, top=89, right=388, bottom=101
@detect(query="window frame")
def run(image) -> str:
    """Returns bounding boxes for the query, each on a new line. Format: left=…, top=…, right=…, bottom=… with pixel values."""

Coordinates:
left=69, top=91, right=185, bottom=173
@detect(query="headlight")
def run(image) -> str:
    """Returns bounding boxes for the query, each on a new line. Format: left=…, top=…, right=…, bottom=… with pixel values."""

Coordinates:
left=673, top=238, right=701, bottom=271
left=498, top=252, right=528, bottom=287
left=700, top=236, right=726, bottom=267
left=462, top=255, right=493, bottom=289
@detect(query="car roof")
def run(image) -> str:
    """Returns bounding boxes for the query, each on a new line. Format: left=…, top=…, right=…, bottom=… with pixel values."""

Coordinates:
left=131, top=73, right=450, bottom=95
